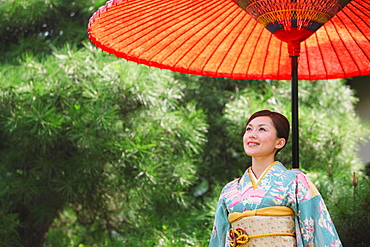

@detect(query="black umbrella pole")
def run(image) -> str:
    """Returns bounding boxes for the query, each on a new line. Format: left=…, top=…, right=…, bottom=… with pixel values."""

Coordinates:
left=291, top=55, right=299, bottom=169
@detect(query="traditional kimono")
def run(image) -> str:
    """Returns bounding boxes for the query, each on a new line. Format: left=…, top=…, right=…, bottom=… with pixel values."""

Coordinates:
left=209, top=161, right=342, bottom=247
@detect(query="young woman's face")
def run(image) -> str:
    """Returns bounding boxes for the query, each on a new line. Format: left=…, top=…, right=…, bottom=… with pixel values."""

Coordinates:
left=243, top=116, right=285, bottom=158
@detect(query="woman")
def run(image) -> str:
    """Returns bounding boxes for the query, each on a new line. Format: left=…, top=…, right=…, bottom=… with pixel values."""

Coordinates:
left=209, top=110, right=342, bottom=247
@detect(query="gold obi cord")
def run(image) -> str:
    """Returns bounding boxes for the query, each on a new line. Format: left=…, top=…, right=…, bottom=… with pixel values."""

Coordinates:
left=228, top=206, right=296, bottom=247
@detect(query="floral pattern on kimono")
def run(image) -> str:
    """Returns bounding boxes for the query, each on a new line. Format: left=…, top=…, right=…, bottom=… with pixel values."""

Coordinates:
left=209, top=162, right=342, bottom=247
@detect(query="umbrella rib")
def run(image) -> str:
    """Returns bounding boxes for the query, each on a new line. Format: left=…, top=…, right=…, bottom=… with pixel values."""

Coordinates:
left=222, top=19, right=262, bottom=79
left=170, top=3, right=236, bottom=70
left=92, top=0, right=207, bottom=56
left=139, top=2, right=218, bottom=61
left=107, top=2, right=231, bottom=65
left=185, top=4, right=243, bottom=73
left=277, top=39, right=283, bottom=80
left=210, top=10, right=249, bottom=77
left=302, top=41, right=311, bottom=80
left=90, top=0, right=167, bottom=35
left=327, top=1, right=370, bottom=78
left=314, top=32, right=328, bottom=80
left=343, top=1, right=370, bottom=62
left=324, top=23, right=347, bottom=78
left=259, top=34, right=273, bottom=80
left=123, top=1, right=206, bottom=54
left=88, top=0, right=121, bottom=28
left=89, top=0, right=182, bottom=51
left=157, top=1, right=238, bottom=67
left=229, top=18, right=259, bottom=77
left=245, top=27, right=265, bottom=78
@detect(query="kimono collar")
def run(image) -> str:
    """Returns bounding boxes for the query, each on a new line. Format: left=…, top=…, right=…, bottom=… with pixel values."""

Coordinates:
left=248, top=161, right=279, bottom=189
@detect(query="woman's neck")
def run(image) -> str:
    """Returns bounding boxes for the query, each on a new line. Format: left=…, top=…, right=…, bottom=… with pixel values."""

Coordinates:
left=251, top=157, right=275, bottom=179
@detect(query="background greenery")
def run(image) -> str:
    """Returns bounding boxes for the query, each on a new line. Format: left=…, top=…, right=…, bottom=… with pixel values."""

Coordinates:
left=0, top=1, right=369, bottom=246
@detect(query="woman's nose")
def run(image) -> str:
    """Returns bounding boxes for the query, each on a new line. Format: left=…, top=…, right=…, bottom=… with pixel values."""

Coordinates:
left=248, top=132, right=257, bottom=139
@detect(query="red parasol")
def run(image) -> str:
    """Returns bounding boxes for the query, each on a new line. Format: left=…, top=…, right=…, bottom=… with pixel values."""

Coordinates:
left=88, top=0, right=370, bottom=168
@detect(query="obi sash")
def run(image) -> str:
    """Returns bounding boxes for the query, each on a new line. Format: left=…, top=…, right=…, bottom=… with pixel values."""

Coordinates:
left=228, top=206, right=297, bottom=247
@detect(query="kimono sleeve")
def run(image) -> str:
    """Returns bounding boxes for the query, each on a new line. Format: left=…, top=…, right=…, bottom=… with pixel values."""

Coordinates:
left=209, top=190, right=230, bottom=247
left=294, top=172, right=342, bottom=247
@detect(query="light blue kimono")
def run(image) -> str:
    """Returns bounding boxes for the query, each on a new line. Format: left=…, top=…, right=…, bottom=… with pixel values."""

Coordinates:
left=209, top=162, right=342, bottom=247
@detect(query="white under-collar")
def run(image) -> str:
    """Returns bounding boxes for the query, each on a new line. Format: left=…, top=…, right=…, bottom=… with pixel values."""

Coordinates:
left=248, top=161, right=279, bottom=189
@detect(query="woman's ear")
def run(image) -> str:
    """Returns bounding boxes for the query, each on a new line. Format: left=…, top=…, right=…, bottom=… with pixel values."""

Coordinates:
left=275, top=138, right=286, bottom=149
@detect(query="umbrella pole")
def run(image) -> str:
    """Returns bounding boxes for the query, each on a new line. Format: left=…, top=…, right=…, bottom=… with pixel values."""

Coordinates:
left=291, top=55, right=299, bottom=169
left=289, top=42, right=300, bottom=169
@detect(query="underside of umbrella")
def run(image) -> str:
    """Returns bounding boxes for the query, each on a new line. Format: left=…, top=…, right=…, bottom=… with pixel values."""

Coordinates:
left=88, top=0, right=370, bottom=81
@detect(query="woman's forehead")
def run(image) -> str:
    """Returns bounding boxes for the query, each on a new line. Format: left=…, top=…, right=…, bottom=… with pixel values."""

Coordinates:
left=247, top=116, right=273, bottom=126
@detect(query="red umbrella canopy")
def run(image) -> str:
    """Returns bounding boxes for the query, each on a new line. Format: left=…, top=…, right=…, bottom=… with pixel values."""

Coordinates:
left=88, top=0, right=370, bottom=81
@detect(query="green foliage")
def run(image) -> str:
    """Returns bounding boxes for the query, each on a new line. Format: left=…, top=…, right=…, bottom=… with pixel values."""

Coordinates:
left=0, top=177, right=20, bottom=247
left=0, top=44, right=208, bottom=246
left=312, top=170, right=370, bottom=246
left=334, top=175, right=370, bottom=246
left=0, top=0, right=106, bottom=62
left=173, top=74, right=254, bottom=184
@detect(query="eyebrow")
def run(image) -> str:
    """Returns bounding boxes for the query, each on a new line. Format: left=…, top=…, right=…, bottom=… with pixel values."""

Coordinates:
left=247, top=123, right=269, bottom=126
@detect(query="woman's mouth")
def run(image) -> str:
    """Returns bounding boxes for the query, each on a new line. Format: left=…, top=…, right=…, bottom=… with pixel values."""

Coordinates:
left=247, top=142, right=259, bottom=146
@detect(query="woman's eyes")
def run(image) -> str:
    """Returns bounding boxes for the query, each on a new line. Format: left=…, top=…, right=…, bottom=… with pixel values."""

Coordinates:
left=246, top=127, right=266, bottom=131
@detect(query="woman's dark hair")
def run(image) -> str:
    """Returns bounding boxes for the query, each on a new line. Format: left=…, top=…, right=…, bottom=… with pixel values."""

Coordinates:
left=246, top=110, right=290, bottom=155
